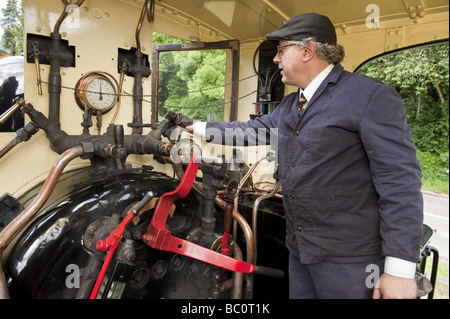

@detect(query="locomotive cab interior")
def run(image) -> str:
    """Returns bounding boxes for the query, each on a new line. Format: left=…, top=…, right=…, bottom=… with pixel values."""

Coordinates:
left=0, top=0, right=448, bottom=299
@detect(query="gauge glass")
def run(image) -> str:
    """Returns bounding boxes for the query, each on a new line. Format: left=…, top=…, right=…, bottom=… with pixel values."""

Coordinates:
left=84, top=77, right=117, bottom=112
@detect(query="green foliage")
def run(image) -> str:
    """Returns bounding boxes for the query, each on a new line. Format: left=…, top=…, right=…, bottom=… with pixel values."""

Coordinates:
left=359, top=43, right=449, bottom=153
left=1, top=0, right=23, bottom=55
left=153, top=32, right=226, bottom=122
left=359, top=43, right=449, bottom=193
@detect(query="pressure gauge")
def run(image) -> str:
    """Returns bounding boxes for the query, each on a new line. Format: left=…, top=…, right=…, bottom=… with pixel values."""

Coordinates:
left=75, top=72, right=118, bottom=113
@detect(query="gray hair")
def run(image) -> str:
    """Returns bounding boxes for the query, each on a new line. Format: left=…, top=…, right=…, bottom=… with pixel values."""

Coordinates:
left=290, top=37, right=345, bottom=64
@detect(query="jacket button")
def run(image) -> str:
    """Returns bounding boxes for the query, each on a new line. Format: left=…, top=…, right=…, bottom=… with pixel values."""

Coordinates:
left=289, top=195, right=294, bottom=199
left=296, top=226, right=302, bottom=232
left=291, top=162, right=296, bottom=167
left=295, top=131, right=299, bottom=136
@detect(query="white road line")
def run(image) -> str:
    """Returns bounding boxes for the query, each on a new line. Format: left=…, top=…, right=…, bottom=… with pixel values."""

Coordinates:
left=424, top=212, right=449, bottom=221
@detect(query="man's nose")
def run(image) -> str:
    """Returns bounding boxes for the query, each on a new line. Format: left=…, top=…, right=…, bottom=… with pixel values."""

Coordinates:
left=273, top=52, right=281, bottom=64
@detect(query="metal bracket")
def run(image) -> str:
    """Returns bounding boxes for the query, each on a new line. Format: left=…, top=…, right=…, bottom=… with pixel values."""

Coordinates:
left=403, top=0, right=426, bottom=23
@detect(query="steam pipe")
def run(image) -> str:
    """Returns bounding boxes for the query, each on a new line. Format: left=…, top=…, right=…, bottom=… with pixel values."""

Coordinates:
left=131, top=53, right=146, bottom=135
left=215, top=197, right=254, bottom=298
left=21, top=103, right=172, bottom=159
left=252, top=181, right=281, bottom=264
left=231, top=243, right=244, bottom=299
left=128, top=0, right=153, bottom=134
left=233, top=154, right=268, bottom=211
left=0, top=122, right=39, bottom=160
left=0, top=146, right=84, bottom=299
left=47, top=31, right=74, bottom=127
left=135, top=0, right=154, bottom=53
left=0, top=138, right=19, bottom=160
left=49, top=1, right=85, bottom=126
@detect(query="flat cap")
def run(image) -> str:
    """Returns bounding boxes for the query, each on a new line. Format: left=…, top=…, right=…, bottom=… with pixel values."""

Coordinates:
left=266, top=13, right=337, bottom=45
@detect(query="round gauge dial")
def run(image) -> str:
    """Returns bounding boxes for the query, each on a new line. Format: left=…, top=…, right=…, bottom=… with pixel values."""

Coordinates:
left=75, top=72, right=118, bottom=113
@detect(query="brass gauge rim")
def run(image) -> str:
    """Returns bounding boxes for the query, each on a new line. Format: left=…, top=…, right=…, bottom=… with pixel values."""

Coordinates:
left=75, top=71, right=119, bottom=114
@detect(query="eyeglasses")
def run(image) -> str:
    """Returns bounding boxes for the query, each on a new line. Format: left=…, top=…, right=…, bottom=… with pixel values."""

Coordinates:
left=276, top=43, right=296, bottom=55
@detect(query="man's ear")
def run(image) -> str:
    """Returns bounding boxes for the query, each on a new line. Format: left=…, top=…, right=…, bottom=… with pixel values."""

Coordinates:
left=302, top=41, right=317, bottom=63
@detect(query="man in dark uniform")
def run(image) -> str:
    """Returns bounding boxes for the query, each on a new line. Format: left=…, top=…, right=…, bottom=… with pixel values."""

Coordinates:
left=169, top=13, right=423, bottom=299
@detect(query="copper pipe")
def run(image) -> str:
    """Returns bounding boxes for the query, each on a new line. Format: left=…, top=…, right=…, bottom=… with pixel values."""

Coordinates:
left=231, top=243, right=243, bottom=299
left=233, top=154, right=267, bottom=210
left=213, top=242, right=244, bottom=299
left=0, top=146, right=84, bottom=299
left=135, top=0, right=154, bottom=53
left=231, top=153, right=268, bottom=269
left=252, top=181, right=281, bottom=264
left=0, top=138, right=19, bottom=160
left=215, top=197, right=254, bottom=299
left=215, top=197, right=254, bottom=264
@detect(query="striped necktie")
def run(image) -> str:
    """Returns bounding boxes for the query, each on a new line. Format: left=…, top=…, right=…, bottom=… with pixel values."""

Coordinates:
left=297, top=93, right=307, bottom=116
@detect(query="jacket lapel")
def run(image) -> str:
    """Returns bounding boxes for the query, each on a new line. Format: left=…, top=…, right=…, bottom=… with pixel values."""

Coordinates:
left=306, top=63, right=344, bottom=108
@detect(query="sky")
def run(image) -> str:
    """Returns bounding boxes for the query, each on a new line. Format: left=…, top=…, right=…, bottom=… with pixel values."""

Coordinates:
left=0, top=0, right=7, bottom=44
left=0, top=0, right=18, bottom=51
left=0, top=0, right=7, bottom=20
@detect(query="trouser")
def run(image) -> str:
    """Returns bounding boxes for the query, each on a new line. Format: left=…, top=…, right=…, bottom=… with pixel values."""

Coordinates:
left=288, top=253, right=385, bottom=299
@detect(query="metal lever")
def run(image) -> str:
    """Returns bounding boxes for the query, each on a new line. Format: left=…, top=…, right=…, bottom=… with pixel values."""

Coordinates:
left=220, top=203, right=233, bottom=255
left=142, top=154, right=254, bottom=274
left=0, top=98, right=25, bottom=125
left=91, top=191, right=155, bottom=299
left=90, top=212, right=134, bottom=299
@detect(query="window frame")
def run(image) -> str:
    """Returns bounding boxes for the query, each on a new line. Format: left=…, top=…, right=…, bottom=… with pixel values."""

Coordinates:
left=151, top=39, right=240, bottom=128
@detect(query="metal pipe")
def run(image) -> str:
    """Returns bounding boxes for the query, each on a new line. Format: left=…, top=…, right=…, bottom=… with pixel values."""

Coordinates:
left=0, top=122, right=39, bottom=160
left=231, top=153, right=267, bottom=268
left=0, top=138, right=19, bottom=160
left=215, top=197, right=254, bottom=298
left=48, top=33, right=63, bottom=126
left=252, top=181, right=280, bottom=264
left=135, top=0, right=154, bottom=53
left=231, top=243, right=243, bottom=299
left=215, top=197, right=254, bottom=264
left=50, top=1, right=85, bottom=126
left=132, top=54, right=144, bottom=135
left=233, top=154, right=267, bottom=211
left=0, top=146, right=84, bottom=299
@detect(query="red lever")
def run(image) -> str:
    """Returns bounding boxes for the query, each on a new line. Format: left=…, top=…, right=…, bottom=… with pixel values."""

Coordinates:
left=220, top=203, right=233, bottom=255
left=90, top=211, right=135, bottom=299
left=142, top=154, right=254, bottom=274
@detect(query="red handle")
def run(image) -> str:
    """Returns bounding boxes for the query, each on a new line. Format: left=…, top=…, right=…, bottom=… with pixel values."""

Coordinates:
left=142, top=154, right=254, bottom=273
left=90, top=212, right=135, bottom=299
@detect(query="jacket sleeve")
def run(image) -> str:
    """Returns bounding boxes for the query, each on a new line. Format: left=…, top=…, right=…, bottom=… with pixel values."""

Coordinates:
left=205, top=104, right=281, bottom=147
left=359, top=84, right=423, bottom=264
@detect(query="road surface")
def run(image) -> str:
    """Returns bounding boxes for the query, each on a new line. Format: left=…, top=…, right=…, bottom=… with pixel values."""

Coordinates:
left=422, top=190, right=449, bottom=262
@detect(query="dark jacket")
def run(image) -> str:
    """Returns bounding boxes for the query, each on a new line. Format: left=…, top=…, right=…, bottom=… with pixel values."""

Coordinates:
left=206, top=63, right=423, bottom=264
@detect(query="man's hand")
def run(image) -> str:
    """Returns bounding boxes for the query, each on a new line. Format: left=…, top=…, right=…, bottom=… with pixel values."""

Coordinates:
left=372, top=273, right=418, bottom=299
left=185, top=123, right=195, bottom=134
left=166, top=111, right=193, bottom=128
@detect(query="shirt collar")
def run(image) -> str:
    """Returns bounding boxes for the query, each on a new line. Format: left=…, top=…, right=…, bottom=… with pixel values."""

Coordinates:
left=300, top=63, right=335, bottom=101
